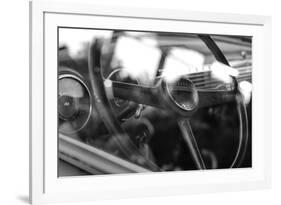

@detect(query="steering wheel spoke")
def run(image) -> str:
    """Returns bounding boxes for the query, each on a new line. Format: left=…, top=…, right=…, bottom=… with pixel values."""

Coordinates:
left=109, top=80, right=165, bottom=109
left=110, top=80, right=237, bottom=113
left=197, top=89, right=237, bottom=108
left=178, top=119, right=206, bottom=170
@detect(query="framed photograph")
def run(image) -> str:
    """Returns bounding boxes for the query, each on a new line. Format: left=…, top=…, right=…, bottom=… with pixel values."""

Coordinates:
left=29, top=1, right=272, bottom=204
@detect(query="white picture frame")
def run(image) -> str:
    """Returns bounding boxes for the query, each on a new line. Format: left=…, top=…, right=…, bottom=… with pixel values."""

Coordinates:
left=29, top=1, right=272, bottom=204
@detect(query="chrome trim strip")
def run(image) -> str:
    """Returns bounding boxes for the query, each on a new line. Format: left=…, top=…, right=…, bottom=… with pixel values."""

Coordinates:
left=59, top=134, right=151, bottom=175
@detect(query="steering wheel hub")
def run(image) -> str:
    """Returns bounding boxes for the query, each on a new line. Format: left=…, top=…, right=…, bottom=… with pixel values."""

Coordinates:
left=165, top=78, right=199, bottom=112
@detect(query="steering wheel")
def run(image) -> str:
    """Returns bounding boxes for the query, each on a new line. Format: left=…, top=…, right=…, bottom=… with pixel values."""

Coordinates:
left=87, top=34, right=248, bottom=171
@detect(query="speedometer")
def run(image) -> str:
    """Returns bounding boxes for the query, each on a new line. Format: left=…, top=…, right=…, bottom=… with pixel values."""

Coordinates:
left=58, top=74, right=92, bottom=135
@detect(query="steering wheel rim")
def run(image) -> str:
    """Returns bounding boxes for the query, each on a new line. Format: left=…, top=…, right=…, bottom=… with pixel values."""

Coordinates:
left=88, top=39, right=160, bottom=171
left=198, top=34, right=248, bottom=168
left=88, top=34, right=248, bottom=170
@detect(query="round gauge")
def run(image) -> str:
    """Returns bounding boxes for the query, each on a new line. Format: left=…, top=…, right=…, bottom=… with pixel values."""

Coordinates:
left=58, top=74, right=92, bottom=135
left=166, top=78, right=199, bottom=112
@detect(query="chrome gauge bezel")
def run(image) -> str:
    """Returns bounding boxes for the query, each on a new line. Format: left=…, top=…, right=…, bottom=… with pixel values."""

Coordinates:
left=58, top=72, right=93, bottom=135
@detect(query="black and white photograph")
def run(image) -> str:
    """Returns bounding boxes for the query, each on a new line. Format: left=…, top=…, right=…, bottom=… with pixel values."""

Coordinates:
left=58, top=28, right=252, bottom=176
